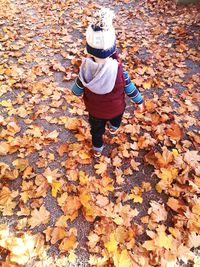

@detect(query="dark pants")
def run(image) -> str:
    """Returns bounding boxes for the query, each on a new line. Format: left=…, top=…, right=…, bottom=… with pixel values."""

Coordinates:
left=89, top=113, right=123, bottom=148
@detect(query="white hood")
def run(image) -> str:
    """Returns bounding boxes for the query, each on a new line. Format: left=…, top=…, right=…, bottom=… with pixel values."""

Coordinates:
left=79, top=57, right=118, bottom=95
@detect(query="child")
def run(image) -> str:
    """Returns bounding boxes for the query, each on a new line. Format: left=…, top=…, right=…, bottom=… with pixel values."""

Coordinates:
left=71, top=8, right=144, bottom=157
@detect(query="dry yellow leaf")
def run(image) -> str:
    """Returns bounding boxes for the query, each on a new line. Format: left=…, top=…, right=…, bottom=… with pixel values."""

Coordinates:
left=68, top=251, right=77, bottom=264
left=192, top=205, right=200, bottom=215
left=142, top=239, right=157, bottom=251
left=114, top=216, right=124, bottom=226
left=156, top=168, right=178, bottom=184
left=57, top=192, right=69, bottom=207
left=78, top=170, right=89, bottom=185
left=0, top=100, right=12, bottom=107
left=113, top=249, right=132, bottom=267
left=43, top=167, right=62, bottom=184
left=143, top=80, right=152, bottom=89
left=89, top=255, right=108, bottom=266
left=155, top=228, right=173, bottom=250
left=129, top=194, right=143, bottom=203
left=51, top=180, right=62, bottom=198
left=105, top=233, right=118, bottom=253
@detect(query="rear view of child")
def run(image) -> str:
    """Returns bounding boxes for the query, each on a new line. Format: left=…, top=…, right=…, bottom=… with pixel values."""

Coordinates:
left=72, top=8, right=144, bottom=157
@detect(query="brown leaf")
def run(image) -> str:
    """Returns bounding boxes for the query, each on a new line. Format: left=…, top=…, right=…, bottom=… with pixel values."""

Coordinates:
left=167, top=197, right=186, bottom=213
left=144, top=147, right=173, bottom=169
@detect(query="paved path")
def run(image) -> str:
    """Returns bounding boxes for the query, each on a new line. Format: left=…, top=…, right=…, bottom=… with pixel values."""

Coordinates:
left=0, top=0, right=199, bottom=266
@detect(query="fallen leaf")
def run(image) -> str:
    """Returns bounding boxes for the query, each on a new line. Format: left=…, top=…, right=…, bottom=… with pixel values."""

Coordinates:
left=105, top=233, right=118, bottom=253
left=57, top=143, right=69, bottom=156
left=51, top=227, right=67, bottom=245
left=167, top=197, right=186, bottom=212
left=0, top=142, right=10, bottom=155
left=96, top=194, right=109, bottom=208
left=28, top=205, right=50, bottom=228
left=113, top=249, right=132, bottom=267
left=166, top=123, right=183, bottom=142
left=59, top=232, right=77, bottom=252
left=148, top=201, right=167, bottom=222
left=51, top=180, right=62, bottom=198
left=94, top=162, right=108, bottom=175
left=68, top=251, right=77, bottom=264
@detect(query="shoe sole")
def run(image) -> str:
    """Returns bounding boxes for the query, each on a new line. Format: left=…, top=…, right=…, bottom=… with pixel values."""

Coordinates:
left=94, top=152, right=101, bottom=158
left=109, top=128, right=119, bottom=134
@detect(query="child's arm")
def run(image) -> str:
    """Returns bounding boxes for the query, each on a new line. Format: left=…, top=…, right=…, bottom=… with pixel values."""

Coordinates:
left=71, top=76, right=84, bottom=96
left=123, top=69, right=144, bottom=111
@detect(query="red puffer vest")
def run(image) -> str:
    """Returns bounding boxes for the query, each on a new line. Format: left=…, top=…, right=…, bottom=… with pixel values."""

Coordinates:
left=83, top=55, right=125, bottom=120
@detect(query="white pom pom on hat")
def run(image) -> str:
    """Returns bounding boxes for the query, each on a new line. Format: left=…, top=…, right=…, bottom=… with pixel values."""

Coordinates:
left=86, top=8, right=116, bottom=59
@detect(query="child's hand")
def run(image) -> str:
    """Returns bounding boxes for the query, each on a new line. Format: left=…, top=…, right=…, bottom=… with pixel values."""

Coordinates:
left=135, top=103, right=145, bottom=113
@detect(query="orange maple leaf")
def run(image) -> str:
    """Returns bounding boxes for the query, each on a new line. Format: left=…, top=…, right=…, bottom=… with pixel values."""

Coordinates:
left=59, top=231, right=77, bottom=252
left=94, top=162, right=108, bottom=175
left=166, top=123, right=183, bottom=142
left=28, top=205, right=50, bottom=228
left=51, top=227, right=67, bottom=245
left=57, top=143, right=69, bottom=156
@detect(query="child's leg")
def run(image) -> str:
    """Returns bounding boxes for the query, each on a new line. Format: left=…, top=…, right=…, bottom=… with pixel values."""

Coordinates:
left=89, top=114, right=106, bottom=150
left=109, top=113, right=123, bottom=133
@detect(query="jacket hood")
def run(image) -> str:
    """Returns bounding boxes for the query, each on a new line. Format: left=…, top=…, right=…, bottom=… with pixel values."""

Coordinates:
left=79, top=57, right=118, bottom=95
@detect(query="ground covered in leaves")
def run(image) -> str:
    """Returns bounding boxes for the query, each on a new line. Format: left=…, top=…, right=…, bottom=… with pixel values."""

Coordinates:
left=0, top=0, right=200, bottom=266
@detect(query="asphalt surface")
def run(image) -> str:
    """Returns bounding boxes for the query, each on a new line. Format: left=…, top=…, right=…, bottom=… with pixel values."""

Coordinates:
left=0, top=0, right=199, bottom=266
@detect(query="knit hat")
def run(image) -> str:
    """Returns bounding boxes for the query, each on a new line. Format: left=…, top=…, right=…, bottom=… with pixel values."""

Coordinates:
left=86, top=8, right=116, bottom=59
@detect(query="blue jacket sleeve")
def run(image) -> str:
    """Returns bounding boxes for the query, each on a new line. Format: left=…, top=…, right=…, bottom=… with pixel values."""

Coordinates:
left=123, top=70, right=144, bottom=104
left=71, top=76, right=84, bottom=96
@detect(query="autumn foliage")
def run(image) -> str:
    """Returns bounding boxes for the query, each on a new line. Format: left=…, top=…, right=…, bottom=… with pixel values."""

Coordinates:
left=0, top=0, right=200, bottom=266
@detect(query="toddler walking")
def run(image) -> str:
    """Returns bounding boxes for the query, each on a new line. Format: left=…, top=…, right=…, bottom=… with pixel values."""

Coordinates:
left=72, top=8, right=144, bottom=157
